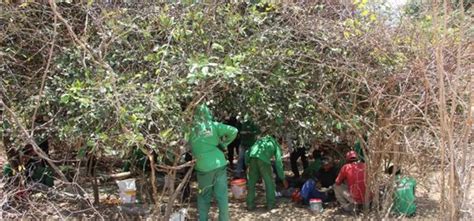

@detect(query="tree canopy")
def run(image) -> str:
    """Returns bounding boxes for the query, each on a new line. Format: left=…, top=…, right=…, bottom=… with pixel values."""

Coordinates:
left=0, top=1, right=471, bottom=219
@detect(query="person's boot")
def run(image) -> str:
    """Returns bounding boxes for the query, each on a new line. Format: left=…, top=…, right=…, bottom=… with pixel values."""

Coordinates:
left=342, top=204, right=355, bottom=213
left=266, top=204, right=276, bottom=211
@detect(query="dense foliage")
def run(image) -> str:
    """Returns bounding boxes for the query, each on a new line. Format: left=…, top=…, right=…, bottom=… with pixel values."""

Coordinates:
left=1, top=2, right=411, bottom=157
left=0, top=1, right=471, bottom=219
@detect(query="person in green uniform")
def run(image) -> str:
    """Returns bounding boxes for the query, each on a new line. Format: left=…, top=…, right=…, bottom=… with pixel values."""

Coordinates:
left=24, top=143, right=54, bottom=187
left=354, top=135, right=368, bottom=163
left=386, top=166, right=417, bottom=216
left=235, top=115, right=260, bottom=178
left=28, top=164, right=54, bottom=187
left=188, top=104, right=238, bottom=221
left=301, top=149, right=322, bottom=179
left=245, top=135, right=288, bottom=210
left=2, top=145, right=54, bottom=187
left=240, top=116, right=260, bottom=148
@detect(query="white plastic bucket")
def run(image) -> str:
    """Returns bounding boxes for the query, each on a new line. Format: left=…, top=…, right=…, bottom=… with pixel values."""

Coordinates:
left=309, top=198, right=323, bottom=213
left=116, top=178, right=136, bottom=204
left=170, top=208, right=188, bottom=221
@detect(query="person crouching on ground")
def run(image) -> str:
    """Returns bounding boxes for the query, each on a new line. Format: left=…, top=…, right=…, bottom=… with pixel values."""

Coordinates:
left=300, top=157, right=338, bottom=205
left=386, top=165, right=417, bottom=217
left=188, top=104, right=238, bottom=221
left=334, top=150, right=370, bottom=212
left=301, top=149, right=323, bottom=180
left=246, top=135, right=288, bottom=210
left=316, top=157, right=339, bottom=188
left=300, top=177, right=331, bottom=205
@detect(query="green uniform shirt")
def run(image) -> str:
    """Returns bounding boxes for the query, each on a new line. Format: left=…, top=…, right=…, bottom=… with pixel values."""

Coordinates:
left=188, top=105, right=238, bottom=173
left=30, top=165, right=54, bottom=187
left=3, top=163, right=54, bottom=187
left=302, top=158, right=321, bottom=179
left=354, top=140, right=365, bottom=162
left=393, top=176, right=416, bottom=216
left=246, top=136, right=285, bottom=180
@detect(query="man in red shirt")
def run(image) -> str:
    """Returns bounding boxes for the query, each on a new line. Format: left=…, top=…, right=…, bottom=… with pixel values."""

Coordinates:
left=334, top=150, right=369, bottom=212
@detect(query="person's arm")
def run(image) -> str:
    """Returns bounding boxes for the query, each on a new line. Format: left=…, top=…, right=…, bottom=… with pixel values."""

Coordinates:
left=216, top=123, right=238, bottom=148
left=412, top=178, right=417, bottom=195
left=335, top=165, right=346, bottom=185
left=355, top=140, right=365, bottom=162
left=182, top=130, right=192, bottom=150
left=253, top=123, right=261, bottom=135
left=285, top=134, right=293, bottom=152
left=273, top=139, right=285, bottom=180
left=245, top=148, right=252, bottom=166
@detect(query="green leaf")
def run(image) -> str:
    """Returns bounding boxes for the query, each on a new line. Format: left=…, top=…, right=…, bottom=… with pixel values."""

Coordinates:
left=160, top=128, right=173, bottom=139
left=211, top=43, right=225, bottom=52
left=60, top=94, right=71, bottom=104
left=78, top=147, right=87, bottom=159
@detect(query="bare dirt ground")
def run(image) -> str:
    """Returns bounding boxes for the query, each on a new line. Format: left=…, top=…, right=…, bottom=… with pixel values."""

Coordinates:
left=185, top=174, right=441, bottom=221
left=1, top=153, right=472, bottom=220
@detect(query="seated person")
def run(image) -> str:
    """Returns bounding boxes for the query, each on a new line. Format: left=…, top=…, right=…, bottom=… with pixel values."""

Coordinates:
left=3, top=144, right=54, bottom=187
left=334, top=151, right=370, bottom=212
left=315, top=157, right=339, bottom=188
left=300, top=177, right=332, bottom=205
left=314, top=157, right=339, bottom=201
left=301, top=149, right=323, bottom=179
left=386, top=165, right=417, bottom=217
left=286, top=149, right=322, bottom=189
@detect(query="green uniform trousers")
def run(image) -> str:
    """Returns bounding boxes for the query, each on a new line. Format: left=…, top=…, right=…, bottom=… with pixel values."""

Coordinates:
left=246, top=158, right=276, bottom=209
left=196, top=166, right=229, bottom=221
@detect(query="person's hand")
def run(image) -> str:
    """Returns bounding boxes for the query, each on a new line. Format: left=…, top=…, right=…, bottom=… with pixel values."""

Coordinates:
left=316, top=182, right=322, bottom=189
left=319, top=187, right=330, bottom=193
left=283, top=179, right=289, bottom=189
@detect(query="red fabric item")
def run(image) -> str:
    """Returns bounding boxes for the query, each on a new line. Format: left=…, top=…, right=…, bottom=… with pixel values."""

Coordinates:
left=335, top=162, right=369, bottom=204
left=291, top=189, right=302, bottom=203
